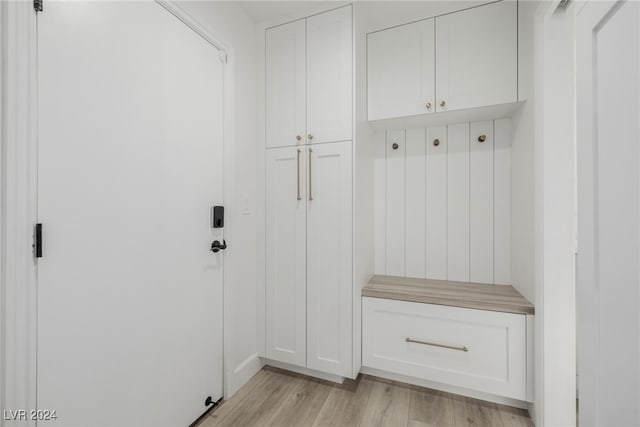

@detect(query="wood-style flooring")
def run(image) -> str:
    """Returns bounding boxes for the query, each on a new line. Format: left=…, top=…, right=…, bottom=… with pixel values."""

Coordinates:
left=196, top=366, right=533, bottom=427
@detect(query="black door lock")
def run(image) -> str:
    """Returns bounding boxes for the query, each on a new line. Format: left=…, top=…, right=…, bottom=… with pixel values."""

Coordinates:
left=210, top=240, right=227, bottom=253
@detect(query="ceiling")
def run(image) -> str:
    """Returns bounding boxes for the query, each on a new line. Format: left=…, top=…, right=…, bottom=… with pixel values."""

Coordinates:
left=236, top=0, right=496, bottom=30
left=237, top=1, right=342, bottom=24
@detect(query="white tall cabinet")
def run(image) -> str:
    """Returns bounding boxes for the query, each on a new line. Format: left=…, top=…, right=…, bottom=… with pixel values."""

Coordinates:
left=306, top=141, right=352, bottom=375
left=265, top=147, right=307, bottom=366
left=265, top=5, right=354, bottom=378
left=266, top=6, right=352, bottom=148
left=265, top=21, right=305, bottom=149
left=306, top=7, right=353, bottom=144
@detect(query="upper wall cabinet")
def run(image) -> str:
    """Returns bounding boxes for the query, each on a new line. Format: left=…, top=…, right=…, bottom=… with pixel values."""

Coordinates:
left=266, top=6, right=352, bottom=148
left=367, top=1, right=517, bottom=121
left=367, top=19, right=435, bottom=121
left=266, top=20, right=306, bottom=149
left=306, top=6, right=353, bottom=144
left=435, top=1, right=517, bottom=112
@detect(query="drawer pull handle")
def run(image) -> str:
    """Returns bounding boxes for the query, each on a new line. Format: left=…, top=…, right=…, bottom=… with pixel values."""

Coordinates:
left=405, top=337, right=468, bottom=352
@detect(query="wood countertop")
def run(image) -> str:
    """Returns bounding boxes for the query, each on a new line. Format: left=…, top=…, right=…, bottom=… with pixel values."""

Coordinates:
left=362, top=275, right=535, bottom=315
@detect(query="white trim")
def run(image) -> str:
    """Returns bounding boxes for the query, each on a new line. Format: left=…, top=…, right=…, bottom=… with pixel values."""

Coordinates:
left=533, top=1, right=577, bottom=425
left=263, top=359, right=345, bottom=384
left=226, top=353, right=263, bottom=398
left=0, top=2, right=38, bottom=426
left=360, top=367, right=529, bottom=410
left=156, top=0, right=227, bottom=54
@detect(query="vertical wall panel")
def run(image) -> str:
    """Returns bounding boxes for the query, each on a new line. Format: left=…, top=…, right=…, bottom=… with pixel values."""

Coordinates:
left=386, top=130, right=406, bottom=276
left=405, top=128, right=426, bottom=278
left=426, top=126, right=448, bottom=279
left=470, top=121, right=494, bottom=283
left=447, top=123, right=470, bottom=282
left=374, top=120, right=511, bottom=284
left=374, top=131, right=387, bottom=274
left=494, top=119, right=512, bottom=284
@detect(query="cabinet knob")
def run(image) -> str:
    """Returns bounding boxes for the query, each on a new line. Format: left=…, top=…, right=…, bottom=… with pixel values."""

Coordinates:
left=440, top=100, right=446, bottom=107
left=433, top=139, right=440, bottom=147
left=296, top=135, right=302, bottom=141
left=308, top=133, right=313, bottom=140
left=425, top=102, right=432, bottom=110
left=392, top=142, right=399, bottom=150
left=477, top=135, right=487, bottom=143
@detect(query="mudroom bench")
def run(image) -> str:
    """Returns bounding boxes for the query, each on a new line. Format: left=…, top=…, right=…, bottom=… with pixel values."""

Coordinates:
left=361, top=275, right=534, bottom=407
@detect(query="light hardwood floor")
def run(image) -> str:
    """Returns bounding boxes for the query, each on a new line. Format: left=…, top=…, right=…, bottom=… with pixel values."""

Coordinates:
left=197, top=367, right=533, bottom=427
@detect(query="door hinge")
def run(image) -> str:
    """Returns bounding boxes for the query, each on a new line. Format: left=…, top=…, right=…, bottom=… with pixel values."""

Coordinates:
left=33, top=223, right=43, bottom=258
left=34, top=0, right=43, bottom=13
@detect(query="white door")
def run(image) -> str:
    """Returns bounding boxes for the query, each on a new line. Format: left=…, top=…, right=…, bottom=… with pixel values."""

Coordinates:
left=37, top=3, right=225, bottom=426
left=265, top=19, right=306, bottom=149
left=577, top=1, right=640, bottom=425
left=306, top=6, right=352, bottom=145
left=306, top=141, right=352, bottom=377
left=367, top=18, right=435, bottom=121
left=435, top=1, right=517, bottom=112
left=265, top=147, right=307, bottom=367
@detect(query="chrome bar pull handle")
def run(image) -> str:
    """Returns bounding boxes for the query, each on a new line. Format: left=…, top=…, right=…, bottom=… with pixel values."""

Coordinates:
left=405, top=337, right=468, bottom=352
left=296, top=149, right=302, bottom=201
left=308, top=148, right=313, bottom=201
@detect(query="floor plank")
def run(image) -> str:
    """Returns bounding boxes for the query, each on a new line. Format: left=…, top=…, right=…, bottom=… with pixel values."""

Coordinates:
left=497, top=405, right=535, bottom=427
left=264, top=375, right=333, bottom=427
left=202, top=368, right=302, bottom=427
left=312, top=375, right=373, bottom=427
left=451, top=395, right=504, bottom=427
left=407, top=386, right=455, bottom=427
left=198, top=367, right=533, bottom=427
left=203, top=369, right=273, bottom=425
left=358, top=377, right=411, bottom=427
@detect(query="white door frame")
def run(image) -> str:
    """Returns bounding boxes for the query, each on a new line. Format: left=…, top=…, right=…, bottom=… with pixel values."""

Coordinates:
left=0, top=2, right=38, bottom=425
left=533, top=1, right=577, bottom=425
left=0, top=2, right=236, bottom=424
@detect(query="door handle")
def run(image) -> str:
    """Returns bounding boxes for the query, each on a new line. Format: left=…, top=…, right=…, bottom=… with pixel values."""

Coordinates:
left=210, top=240, right=227, bottom=253
left=297, top=149, right=301, bottom=201
left=308, top=148, right=313, bottom=201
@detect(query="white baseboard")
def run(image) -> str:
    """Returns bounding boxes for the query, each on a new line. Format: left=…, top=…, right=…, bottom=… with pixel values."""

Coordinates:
left=528, top=401, right=536, bottom=425
left=360, top=367, right=530, bottom=410
left=225, top=352, right=264, bottom=398
left=262, top=358, right=344, bottom=384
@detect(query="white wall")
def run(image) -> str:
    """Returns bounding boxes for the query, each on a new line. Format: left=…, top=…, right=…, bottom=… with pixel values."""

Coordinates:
left=180, top=1, right=262, bottom=397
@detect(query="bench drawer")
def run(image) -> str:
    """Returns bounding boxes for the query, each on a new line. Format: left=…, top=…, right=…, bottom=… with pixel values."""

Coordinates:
left=362, top=297, right=527, bottom=400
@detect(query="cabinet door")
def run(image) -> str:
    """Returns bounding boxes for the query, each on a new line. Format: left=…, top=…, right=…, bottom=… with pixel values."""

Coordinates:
left=306, top=6, right=352, bottom=144
left=367, top=19, right=435, bottom=121
left=266, top=20, right=306, bottom=148
left=306, top=141, right=352, bottom=376
left=265, top=147, right=307, bottom=366
left=435, top=1, right=517, bottom=112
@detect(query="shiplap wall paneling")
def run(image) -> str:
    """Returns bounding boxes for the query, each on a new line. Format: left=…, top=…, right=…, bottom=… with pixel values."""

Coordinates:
left=374, top=131, right=387, bottom=274
left=447, top=123, right=470, bottom=282
left=425, top=126, right=448, bottom=280
left=494, top=119, right=512, bottom=284
left=386, top=130, right=406, bottom=276
left=469, top=121, right=494, bottom=284
left=405, top=129, right=427, bottom=278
